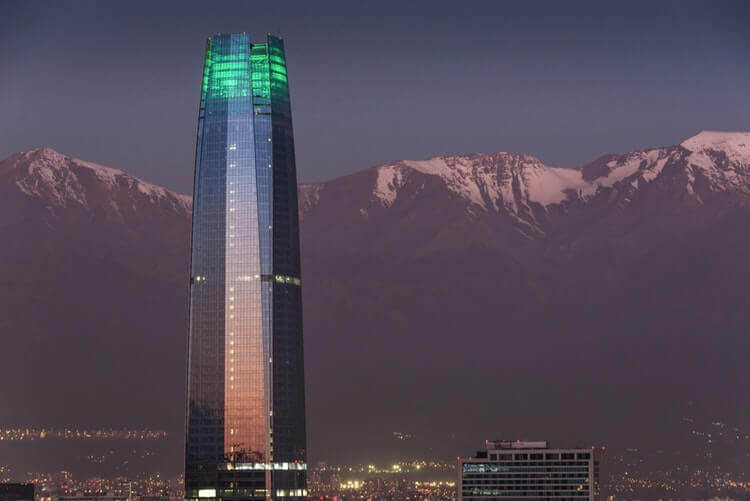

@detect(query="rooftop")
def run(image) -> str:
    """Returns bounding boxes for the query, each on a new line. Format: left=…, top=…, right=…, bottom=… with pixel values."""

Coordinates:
left=486, top=440, right=549, bottom=450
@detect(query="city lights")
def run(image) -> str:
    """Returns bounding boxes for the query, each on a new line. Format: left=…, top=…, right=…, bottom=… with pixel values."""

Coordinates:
left=0, top=428, right=168, bottom=441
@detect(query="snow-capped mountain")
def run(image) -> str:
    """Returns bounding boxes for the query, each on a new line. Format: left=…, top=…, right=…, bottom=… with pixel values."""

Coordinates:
left=300, top=130, right=750, bottom=239
left=295, top=132, right=750, bottom=473
left=1, top=134, right=749, bottom=482
left=0, top=148, right=192, bottom=437
left=0, top=147, right=190, bottom=222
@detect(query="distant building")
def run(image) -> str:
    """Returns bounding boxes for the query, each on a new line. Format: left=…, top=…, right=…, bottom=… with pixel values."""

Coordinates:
left=0, top=484, right=34, bottom=501
left=459, top=440, right=604, bottom=500
left=139, top=496, right=173, bottom=501
left=58, top=495, right=127, bottom=501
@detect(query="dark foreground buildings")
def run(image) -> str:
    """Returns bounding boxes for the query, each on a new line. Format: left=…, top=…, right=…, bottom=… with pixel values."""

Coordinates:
left=459, top=441, right=604, bottom=501
left=0, top=484, right=34, bottom=501
left=185, top=33, right=306, bottom=500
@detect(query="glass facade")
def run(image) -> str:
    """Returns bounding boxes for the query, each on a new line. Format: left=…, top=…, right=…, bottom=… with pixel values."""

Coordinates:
left=186, top=33, right=306, bottom=501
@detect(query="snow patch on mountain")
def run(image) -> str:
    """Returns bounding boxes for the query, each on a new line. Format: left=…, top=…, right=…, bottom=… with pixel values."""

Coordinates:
left=298, top=183, right=323, bottom=219
left=578, top=149, right=671, bottom=196
left=13, top=148, right=90, bottom=207
left=374, top=164, right=407, bottom=206
left=370, top=134, right=749, bottom=215
left=524, top=166, right=586, bottom=205
left=382, top=152, right=643, bottom=212
left=409, top=151, right=668, bottom=210
left=682, top=131, right=750, bottom=165
left=403, top=157, right=486, bottom=208
left=6, top=148, right=191, bottom=212
left=74, top=158, right=125, bottom=185
left=679, top=131, right=750, bottom=193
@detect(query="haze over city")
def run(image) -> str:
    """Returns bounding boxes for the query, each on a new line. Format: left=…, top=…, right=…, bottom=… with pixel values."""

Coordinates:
left=1, top=1, right=749, bottom=500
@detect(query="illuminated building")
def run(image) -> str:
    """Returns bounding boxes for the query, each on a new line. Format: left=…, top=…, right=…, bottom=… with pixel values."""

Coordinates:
left=0, top=484, right=34, bottom=501
left=459, top=440, right=604, bottom=500
left=185, top=32, right=306, bottom=500
left=58, top=495, right=127, bottom=501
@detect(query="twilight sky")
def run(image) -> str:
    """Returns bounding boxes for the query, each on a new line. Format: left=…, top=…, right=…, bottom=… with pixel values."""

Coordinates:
left=1, top=0, right=749, bottom=194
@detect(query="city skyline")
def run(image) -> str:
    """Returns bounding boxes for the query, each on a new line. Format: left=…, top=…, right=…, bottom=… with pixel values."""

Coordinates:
left=1, top=2, right=749, bottom=500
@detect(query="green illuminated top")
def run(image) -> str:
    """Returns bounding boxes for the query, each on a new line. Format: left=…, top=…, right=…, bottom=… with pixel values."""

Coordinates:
left=200, top=34, right=289, bottom=104
left=251, top=44, right=270, bottom=100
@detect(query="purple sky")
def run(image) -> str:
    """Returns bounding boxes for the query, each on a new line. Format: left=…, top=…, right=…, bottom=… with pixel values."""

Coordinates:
left=2, top=0, right=749, bottom=193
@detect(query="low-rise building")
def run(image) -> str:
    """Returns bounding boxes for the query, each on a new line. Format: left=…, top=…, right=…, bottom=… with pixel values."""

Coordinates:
left=0, top=484, right=34, bottom=501
left=459, top=440, right=604, bottom=500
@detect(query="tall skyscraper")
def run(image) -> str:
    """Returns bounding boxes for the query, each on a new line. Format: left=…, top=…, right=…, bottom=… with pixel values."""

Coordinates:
left=185, top=33, right=306, bottom=501
left=459, top=440, right=604, bottom=500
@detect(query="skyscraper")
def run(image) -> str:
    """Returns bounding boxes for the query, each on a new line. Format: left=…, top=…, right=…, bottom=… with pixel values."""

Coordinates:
left=185, top=33, right=306, bottom=501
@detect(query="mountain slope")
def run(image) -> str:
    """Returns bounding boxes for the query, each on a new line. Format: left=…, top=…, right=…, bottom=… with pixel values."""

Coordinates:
left=0, top=148, right=192, bottom=473
left=1, top=134, right=749, bottom=484
left=297, top=131, right=750, bottom=466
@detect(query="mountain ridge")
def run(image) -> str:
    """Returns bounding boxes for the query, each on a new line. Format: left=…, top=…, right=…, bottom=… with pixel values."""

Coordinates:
left=1, top=133, right=749, bottom=484
left=8, top=129, right=747, bottom=229
left=297, top=130, right=750, bottom=248
left=0, top=147, right=190, bottom=217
